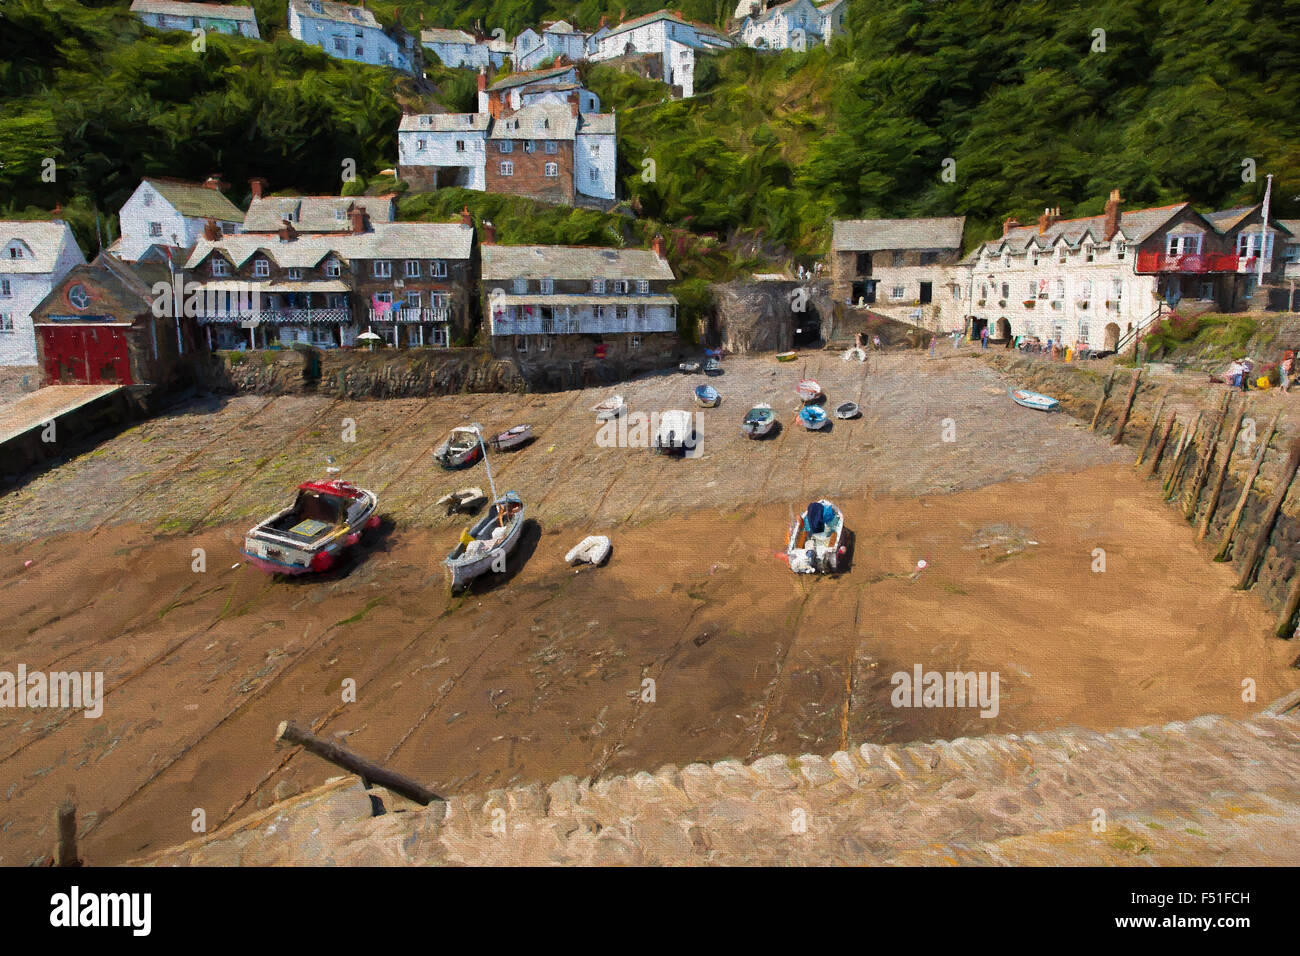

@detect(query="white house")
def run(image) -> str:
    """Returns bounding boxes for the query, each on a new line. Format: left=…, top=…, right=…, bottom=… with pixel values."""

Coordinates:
left=288, top=0, right=414, bottom=72
left=129, top=0, right=261, bottom=38
left=513, top=20, right=589, bottom=71
left=0, top=221, right=86, bottom=367
left=737, top=0, right=845, bottom=50
left=421, top=28, right=489, bottom=69
left=113, top=176, right=243, bottom=263
left=588, top=10, right=734, bottom=97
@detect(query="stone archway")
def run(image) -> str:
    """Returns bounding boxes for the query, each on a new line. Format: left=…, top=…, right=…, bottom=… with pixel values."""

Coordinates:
left=1104, top=322, right=1121, bottom=352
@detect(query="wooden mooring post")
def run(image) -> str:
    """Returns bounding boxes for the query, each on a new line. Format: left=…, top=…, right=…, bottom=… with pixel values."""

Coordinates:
left=1144, top=412, right=1177, bottom=479
left=1234, top=437, right=1300, bottom=590
left=1215, top=412, right=1281, bottom=562
left=1090, top=368, right=1118, bottom=431
left=1110, top=368, right=1143, bottom=445
left=1197, top=400, right=1246, bottom=539
left=276, top=720, right=443, bottom=806
left=1135, top=389, right=1169, bottom=468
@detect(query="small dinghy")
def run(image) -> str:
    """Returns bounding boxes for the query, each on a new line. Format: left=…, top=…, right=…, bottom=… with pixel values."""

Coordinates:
left=243, top=478, right=379, bottom=575
left=593, top=394, right=626, bottom=420
left=436, top=486, right=486, bottom=516
left=786, top=499, right=847, bottom=574
left=796, top=379, right=822, bottom=403
left=1009, top=388, right=1060, bottom=412
left=799, top=405, right=829, bottom=430
left=433, top=425, right=483, bottom=469
left=443, top=491, right=525, bottom=592
left=489, top=424, right=533, bottom=451
left=678, top=361, right=701, bottom=374
left=776, top=351, right=798, bottom=362
left=694, top=384, right=720, bottom=407
left=565, top=535, right=611, bottom=566
left=704, top=358, right=723, bottom=376
left=742, top=403, right=777, bottom=438
left=835, top=401, right=860, bottom=420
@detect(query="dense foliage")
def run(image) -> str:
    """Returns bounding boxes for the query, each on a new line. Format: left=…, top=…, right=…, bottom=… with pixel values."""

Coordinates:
left=2, top=0, right=1299, bottom=267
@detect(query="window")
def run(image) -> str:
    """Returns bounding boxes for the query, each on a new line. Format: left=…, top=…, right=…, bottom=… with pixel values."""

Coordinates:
left=544, top=162, right=559, bottom=177
left=405, top=259, right=421, bottom=278
left=253, top=258, right=270, bottom=277
left=211, top=258, right=229, bottom=277
left=0, top=313, right=12, bottom=333
left=540, top=278, right=554, bottom=294
left=149, top=222, right=163, bottom=237
left=499, top=161, right=514, bottom=176
left=0, top=279, right=10, bottom=297
left=636, top=280, right=649, bottom=294
left=499, top=140, right=514, bottom=153
left=545, top=140, right=558, bottom=154
left=891, top=251, right=905, bottom=267
left=591, top=278, right=605, bottom=294
left=431, top=260, right=447, bottom=278
left=373, top=259, right=392, bottom=278
left=287, top=267, right=302, bottom=280
left=324, top=258, right=341, bottom=278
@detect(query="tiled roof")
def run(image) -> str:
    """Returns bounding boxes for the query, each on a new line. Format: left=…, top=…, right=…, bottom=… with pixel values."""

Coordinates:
left=421, top=28, right=476, bottom=45
left=184, top=222, right=474, bottom=270
left=130, top=1, right=258, bottom=23
left=144, top=178, right=244, bottom=223
left=831, top=217, right=966, bottom=252
left=0, top=220, right=80, bottom=275
left=482, top=244, right=675, bottom=282
left=399, top=112, right=491, bottom=132
left=242, top=195, right=396, bottom=233
left=289, top=0, right=379, bottom=29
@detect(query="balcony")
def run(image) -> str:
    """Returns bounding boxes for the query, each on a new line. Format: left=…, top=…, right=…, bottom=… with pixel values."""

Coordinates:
left=367, top=308, right=450, bottom=324
left=1135, top=252, right=1255, bottom=274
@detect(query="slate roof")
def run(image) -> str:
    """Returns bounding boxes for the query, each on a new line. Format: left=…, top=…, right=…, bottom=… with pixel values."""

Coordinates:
left=242, top=195, right=396, bottom=233
left=184, top=222, right=474, bottom=270
left=130, top=1, right=259, bottom=23
left=831, top=217, right=966, bottom=253
left=0, top=221, right=81, bottom=275
left=143, top=178, right=244, bottom=223
left=482, top=244, right=675, bottom=282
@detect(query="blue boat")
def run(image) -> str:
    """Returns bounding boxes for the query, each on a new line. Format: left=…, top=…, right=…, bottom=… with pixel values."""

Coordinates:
left=1009, top=388, right=1060, bottom=412
left=799, top=405, right=829, bottom=430
left=694, top=384, right=720, bottom=407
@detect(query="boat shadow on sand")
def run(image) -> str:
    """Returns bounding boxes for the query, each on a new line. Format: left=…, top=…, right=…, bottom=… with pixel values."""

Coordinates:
left=454, top=517, right=543, bottom=596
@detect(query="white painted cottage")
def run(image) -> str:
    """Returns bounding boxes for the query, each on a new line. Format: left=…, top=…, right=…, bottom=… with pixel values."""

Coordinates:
left=129, top=0, right=261, bottom=38
left=288, top=0, right=414, bottom=72
left=0, top=221, right=87, bottom=367
left=113, top=176, right=244, bottom=263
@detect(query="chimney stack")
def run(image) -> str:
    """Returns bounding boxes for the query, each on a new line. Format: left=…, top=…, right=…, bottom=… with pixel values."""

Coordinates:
left=1103, top=189, right=1124, bottom=240
left=651, top=233, right=667, bottom=259
left=482, top=220, right=497, bottom=244
left=249, top=177, right=269, bottom=201
left=1002, top=216, right=1020, bottom=237
left=203, top=174, right=226, bottom=192
left=348, top=205, right=368, bottom=235
left=202, top=218, right=221, bottom=241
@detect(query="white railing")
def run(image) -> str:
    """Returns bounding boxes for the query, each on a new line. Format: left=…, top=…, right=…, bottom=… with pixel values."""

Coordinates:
left=368, top=308, right=450, bottom=323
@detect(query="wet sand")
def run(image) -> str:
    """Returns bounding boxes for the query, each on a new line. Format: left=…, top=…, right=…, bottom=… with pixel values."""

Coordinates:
left=1, top=461, right=1295, bottom=865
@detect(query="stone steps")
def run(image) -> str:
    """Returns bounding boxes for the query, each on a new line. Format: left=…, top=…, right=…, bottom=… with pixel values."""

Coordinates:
left=138, top=711, right=1300, bottom=866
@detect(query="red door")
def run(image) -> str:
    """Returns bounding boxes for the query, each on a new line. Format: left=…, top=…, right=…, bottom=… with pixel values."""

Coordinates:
left=40, top=326, right=132, bottom=385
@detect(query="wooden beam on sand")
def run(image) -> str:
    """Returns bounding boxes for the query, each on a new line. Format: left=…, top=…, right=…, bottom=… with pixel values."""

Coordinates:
left=276, top=720, right=443, bottom=806
left=1164, top=410, right=1202, bottom=499
left=1215, top=412, right=1281, bottom=562
left=1111, top=368, right=1143, bottom=445
left=1144, top=412, right=1177, bottom=479
left=1197, top=401, right=1247, bottom=540
left=1184, top=392, right=1232, bottom=519
left=1090, top=368, right=1118, bottom=431
left=1135, top=390, right=1169, bottom=468
left=1234, top=437, right=1300, bottom=590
